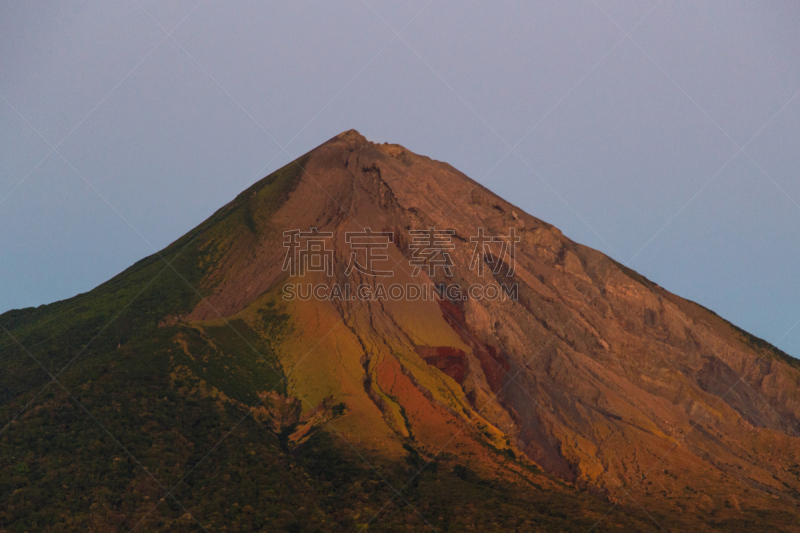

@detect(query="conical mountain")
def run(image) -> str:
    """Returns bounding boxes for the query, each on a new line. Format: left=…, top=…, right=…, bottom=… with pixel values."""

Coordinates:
left=1, top=130, right=798, bottom=531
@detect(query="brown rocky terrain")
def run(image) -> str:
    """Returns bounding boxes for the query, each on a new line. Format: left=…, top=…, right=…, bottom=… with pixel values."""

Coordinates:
left=175, top=130, right=800, bottom=528
left=3, top=129, right=798, bottom=531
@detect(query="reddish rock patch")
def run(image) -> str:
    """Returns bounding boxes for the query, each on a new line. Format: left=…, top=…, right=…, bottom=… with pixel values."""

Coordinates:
left=436, top=300, right=510, bottom=393
left=415, top=345, right=467, bottom=384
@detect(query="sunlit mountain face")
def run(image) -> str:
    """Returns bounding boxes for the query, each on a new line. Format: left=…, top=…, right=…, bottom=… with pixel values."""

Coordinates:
left=2, top=130, right=798, bottom=531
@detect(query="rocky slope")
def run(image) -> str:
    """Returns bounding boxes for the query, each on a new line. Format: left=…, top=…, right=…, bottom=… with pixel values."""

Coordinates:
left=1, top=130, right=799, bottom=531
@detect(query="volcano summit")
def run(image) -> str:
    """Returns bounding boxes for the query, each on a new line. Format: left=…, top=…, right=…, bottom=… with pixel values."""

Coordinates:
left=1, top=130, right=799, bottom=531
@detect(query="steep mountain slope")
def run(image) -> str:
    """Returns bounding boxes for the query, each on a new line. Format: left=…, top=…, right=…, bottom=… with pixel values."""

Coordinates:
left=1, top=130, right=799, bottom=531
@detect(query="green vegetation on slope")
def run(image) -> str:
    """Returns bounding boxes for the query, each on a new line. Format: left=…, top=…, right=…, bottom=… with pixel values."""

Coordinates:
left=0, top=342, right=662, bottom=532
left=0, top=156, right=308, bottom=427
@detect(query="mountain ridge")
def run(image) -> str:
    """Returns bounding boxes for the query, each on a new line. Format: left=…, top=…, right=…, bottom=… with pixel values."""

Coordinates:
left=1, top=130, right=799, bottom=531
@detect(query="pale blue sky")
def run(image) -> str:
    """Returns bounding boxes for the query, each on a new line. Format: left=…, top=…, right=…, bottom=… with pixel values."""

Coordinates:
left=1, top=1, right=799, bottom=357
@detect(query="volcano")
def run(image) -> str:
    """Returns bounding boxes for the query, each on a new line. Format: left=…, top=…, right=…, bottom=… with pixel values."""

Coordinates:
left=1, top=130, right=799, bottom=531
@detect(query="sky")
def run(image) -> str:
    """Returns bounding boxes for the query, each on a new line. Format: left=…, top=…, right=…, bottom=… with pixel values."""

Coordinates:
left=1, top=1, right=799, bottom=358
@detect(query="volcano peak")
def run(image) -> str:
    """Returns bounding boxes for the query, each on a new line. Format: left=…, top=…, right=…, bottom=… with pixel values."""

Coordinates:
left=331, top=128, right=369, bottom=146
left=4, top=132, right=800, bottom=531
